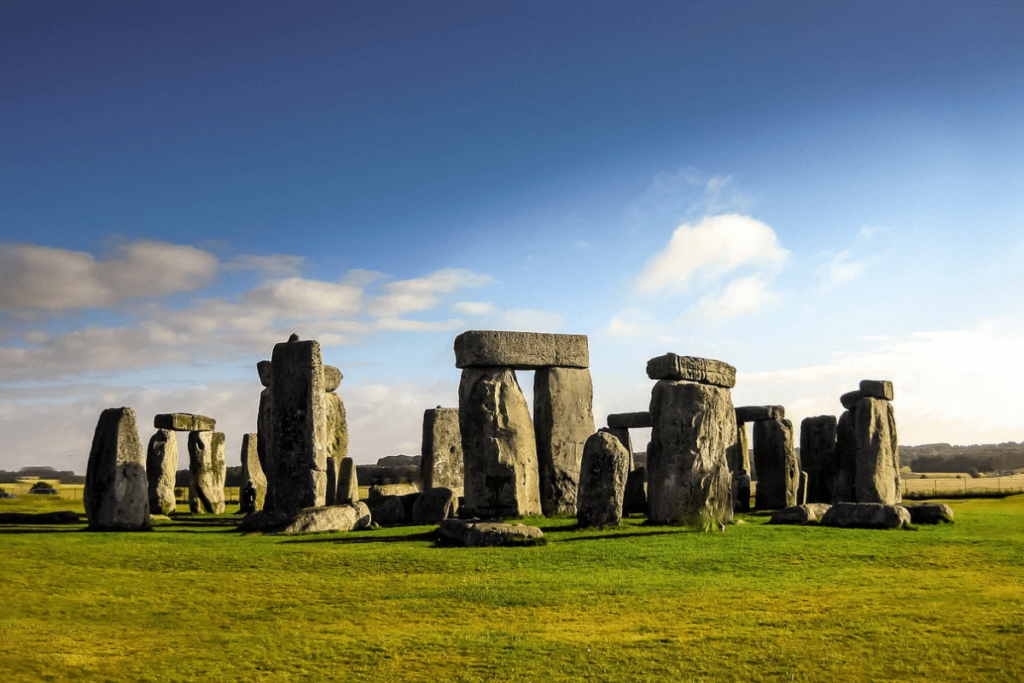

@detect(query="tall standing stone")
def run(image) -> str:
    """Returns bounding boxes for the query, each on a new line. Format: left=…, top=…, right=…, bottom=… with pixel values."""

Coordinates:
left=270, top=338, right=328, bottom=516
left=854, top=396, right=901, bottom=504
left=534, top=366, right=596, bottom=516
left=239, top=433, right=266, bottom=511
left=576, top=431, right=630, bottom=527
left=188, top=430, right=226, bottom=514
left=833, top=409, right=857, bottom=503
left=421, top=407, right=464, bottom=495
left=85, top=407, right=151, bottom=530
left=146, top=429, right=178, bottom=515
left=752, top=418, right=799, bottom=510
left=323, top=364, right=348, bottom=504
left=325, top=456, right=339, bottom=506
left=800, top=415, right=838, bottom=504
left=646, top=378, right=736, bottom=527
left=337, top=456, right=359, bottom=505
left=256, top=359, right=275, bottom=512
left=459, top=367, right=541, bottom=518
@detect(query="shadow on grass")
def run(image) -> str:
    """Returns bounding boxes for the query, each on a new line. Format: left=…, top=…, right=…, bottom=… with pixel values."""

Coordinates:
left=551, top=528, right=696, bottom=543
left=278, top=530, right=437, bottom=545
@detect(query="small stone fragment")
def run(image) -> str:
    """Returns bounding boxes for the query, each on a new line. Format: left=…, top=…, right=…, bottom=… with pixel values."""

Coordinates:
left=645, top=354, right=736, bottom=388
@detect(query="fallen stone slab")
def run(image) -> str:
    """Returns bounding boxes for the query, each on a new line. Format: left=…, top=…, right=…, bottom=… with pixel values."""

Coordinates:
left=413, top=487, right=458, bottom=525
left=904, top=503, right=954, bottom=524
left=369, top=483, right=419, bottom=498
left=364, top=495, right=407, bottom=526
left=735, top=405, right=785, bottom=423
left=769, top=503, right=832, bottom=525
left=282, top=503, right=372, bottom=534
left=0, top=511, right=82, bottom=525
left=645, top=354, right=736, bottom=388
left=819, top=502, right=910, bottom=529
left=860, top=379, right=894, bottom=401
left=607, top=412, right=652, bottom=429
left=154, top=413, right=216, bottom=431
left=454, top=330, right=589, bottom=369
left=437, top=518, right=545, bottom=547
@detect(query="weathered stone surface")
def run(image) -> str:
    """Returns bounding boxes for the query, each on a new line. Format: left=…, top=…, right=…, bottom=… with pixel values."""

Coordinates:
left=535, top=367, right=596, bottom=516
left=576, top=431, right=630, bottom=527
left=337, top=457, right=359, bottom=505
left=270, top=338, right=328, bottom=516
left=607, top=412, right=652, bottom=429
left=647, top=380, right=736, bottom=526
left=622, top=466, right=647, bottom=515
left=860, top=379, right=894, bottom=401
left=854, top=397, right=901, bottom=504
left=454, top=330, right=589, bottom=369
left=369, top=483, right=419, bottom=498
left=733, top=468, right=752, bottom=512
left=239, top=433, right=266, bottom=511
left=735, top=405, right=785, bottom=423
left=730, top=422, right=751, bottom=474
left=323, top=365, right=343, bottom=393
left=257, top=360, right=272, bottom=387
left=769, top=503, right=832, bottom=525
left=154, top=412, right=216, bottom=431
left=833, top=410, right=857, bottom=503
left=438, top=518, right=545, bottom=547
left=840, top=391, right=862, bottom=410
left=325, top=456, right=339, bottom=506
left=85, top=407, right=151, bottom=530
left=364, top=495, right=407, bottom=525
left=188, top=431, right=226, bottom=514
left=459, top=367, right=541, bottom=518
left=605, top=427, right=634, bottom=470
left=646, top=354, right=736, bottom=388
left=146, top=429, right=178, bottom=515
left=238, top=509, right=291, bottom=533
left=256, top=371, right=275, bottom=512
left=801, top=415, right=838, bottom=504
left=797, top=470, right=808, bottom=505
left=905, top=503, right=954, bottom=524
left=282, top=503, right=372, bottom=534
left=421, top=407, right=464, bottom=495
left=324, top=390, right=349, bottom=495
left=820, top=502, right=910, bottom=529
left=412, top=487, right=458, bottom=525
left=399, top=492, right=421, bottom=522
left=753, top=418, right=799, bottom=510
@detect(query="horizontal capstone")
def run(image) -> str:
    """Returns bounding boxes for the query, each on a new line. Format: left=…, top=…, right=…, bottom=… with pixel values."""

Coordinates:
left=645, top=353, right=736, bottom=388
left=454, top=330, right=589, bottom=369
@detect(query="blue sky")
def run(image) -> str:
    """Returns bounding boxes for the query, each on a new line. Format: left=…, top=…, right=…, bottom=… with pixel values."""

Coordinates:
left=2, top=1, right=1022, bottom=473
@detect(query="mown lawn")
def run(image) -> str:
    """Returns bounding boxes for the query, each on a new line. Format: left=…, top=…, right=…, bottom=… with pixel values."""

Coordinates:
left=1, top=494, right=1022, bottom=682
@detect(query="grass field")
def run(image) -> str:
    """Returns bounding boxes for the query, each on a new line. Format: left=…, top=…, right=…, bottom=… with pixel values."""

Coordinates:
left=1, top=493, right=1023, bottom=682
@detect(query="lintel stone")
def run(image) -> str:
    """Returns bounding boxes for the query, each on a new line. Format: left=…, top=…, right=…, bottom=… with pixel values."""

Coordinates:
left=840, top=391, right=862, bottom=410
left=735, top=405, right=785, bottom=423
left=454, top=330, right=589, bottom=369
left=607, top=412, right=652, bottom=429
left=154, top=413, right=216, bottom=431
left=645, top=354, right=736, bottom=388
left=859, top=379, right=894, bottom=401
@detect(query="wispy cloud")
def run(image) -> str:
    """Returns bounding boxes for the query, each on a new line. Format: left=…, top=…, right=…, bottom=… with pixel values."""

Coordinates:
left=223, top=254, right=305, bottom=279
left=689, top=275, right=785, bottom=323
left=818, top=250, right=870, bottom=289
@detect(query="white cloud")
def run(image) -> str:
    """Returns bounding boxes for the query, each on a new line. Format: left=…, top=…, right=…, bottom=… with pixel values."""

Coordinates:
left=689, top=275, right=784, bottom=323
left=451, top=301, right=497, bottom=316
left=635, top=214, right=788, bottom=293
left=371, top=268, right=493, bottom=317
left=0, top=240, right=218, bottom=311
left=246, top=277, right=364, bottom=314
left=819, top=250, right=867, bottom=288
left=224, top=254, right=305, bottom=278
left=500, top=309, right=564, bottom=332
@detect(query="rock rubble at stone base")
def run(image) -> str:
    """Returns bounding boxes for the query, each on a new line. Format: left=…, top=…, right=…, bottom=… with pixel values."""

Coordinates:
left=437, top=518, right=545, bottom=547
left=819, top=502, right=910, bottom=529
left=769, top=503, right=832, bottom=525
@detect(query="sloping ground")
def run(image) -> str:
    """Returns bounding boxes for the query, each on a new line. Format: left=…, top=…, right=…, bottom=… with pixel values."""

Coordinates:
left=1, top=495, right=1022, bottom=682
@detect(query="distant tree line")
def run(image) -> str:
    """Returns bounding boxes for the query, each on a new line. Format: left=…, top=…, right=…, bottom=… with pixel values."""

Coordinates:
left=902, top=442, right=1024, bottom=474
left=0, top=466, right=84, bottom=484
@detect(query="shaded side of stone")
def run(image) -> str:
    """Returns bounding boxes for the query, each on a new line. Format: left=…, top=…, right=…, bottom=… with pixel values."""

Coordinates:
left=188, top=430, right=226, bottom=514
left=454, top=330, right=589, bottom=369
left=576, top=431, right=630, bottom=527
left=438, top=518, right=545, bottom=547
left=646, top=380, right=735, bottom=526
left=324, top=390, right=349, bottom=497
left=325, top=456, right=338, bottom=506
left=854, top=397, right=902, bottom=504
left=905, top=503, right=954, bottom=524
left=154, top=413, right=216, bottom=431
left=840, top=391, right=862, bottom=411
left=730, top=421, right=751, bottom=475
left=769, top=503, right=832, bottom=525
left=645, top=354, right=736, bottom=388
left=820, top=502, right=910, bottom=529
left=412, top=487, right=458, bottom=525
left=859, top=379, right=894, bottom=401
left=459, top=367, right=541, bottom=518
left=800, top=415, right=838, bottom=504
left=833, top=409, right=857, bottom=503
left=146, top=429, right=178, bottom=515
left=753, top=418, right=799, bottom=510
left=534, top=367, right=596, bottom=516
left=421, top=407, right=464, bottom=494
left=607, top=412, right=651, bottom=429
left=337, top=457, right=359, bottom=505
left=85, top=407, right=151, bottom=530
left=257, top=381, right=275, bottom=512
left=622, top=466, right=647, bottom=515
left=735, top=405, right=785, bottom=422
left=240, top=432, right=266, bottom=511
left=270, top=339, right=328, bottom=516
left=364, top=495, right=406, bottom=526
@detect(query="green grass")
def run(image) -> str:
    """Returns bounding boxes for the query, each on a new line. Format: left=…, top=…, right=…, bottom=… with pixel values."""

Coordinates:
left=1, top=495, right=1023, bottom=682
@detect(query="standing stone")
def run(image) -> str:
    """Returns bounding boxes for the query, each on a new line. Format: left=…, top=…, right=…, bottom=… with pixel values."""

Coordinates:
left=188, top=431, right=226, bottom=514
left=337, top=456, right=359, bottom=505
left=647, top=379, right=736, bottom=527
left=325, top=456, right=339, bottom=506
left=323, top=366, right=349, bottom=503
left=833, top=409, right=857, bottom=503
left=421, top=407, right=464, bottom=495
left=854, top=397, right=902, bottom=504
left=239, top=433, right=266, bottom=511
left=85, top=407, right=151, bottom=530
left=797, top=470, right=808, bottom=505
left=622, top=466, right=647, bottom=515
left=270, top=338, right=328, bottom=516
left=459, top=367, right=541, bottom=518
left=753, top=418, right=799, bottom=510
left=730, top=421, right=751, bottom=475
left=606, top=427, right=634, bottom=470
left=534, top=367, right=596, bottom=516
left=576, top=431, right=630, bottom=527
left=800, top=415, right=838, bottom=504
left=256, top=359, right=275, bottom=512
left=146, top=429, right=178, bottom=515
left=412, top=487, right=458, bottom=525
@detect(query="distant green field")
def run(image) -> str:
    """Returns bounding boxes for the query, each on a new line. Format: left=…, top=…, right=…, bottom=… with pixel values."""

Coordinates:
left=1, top=495, right=1022, bottom=682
